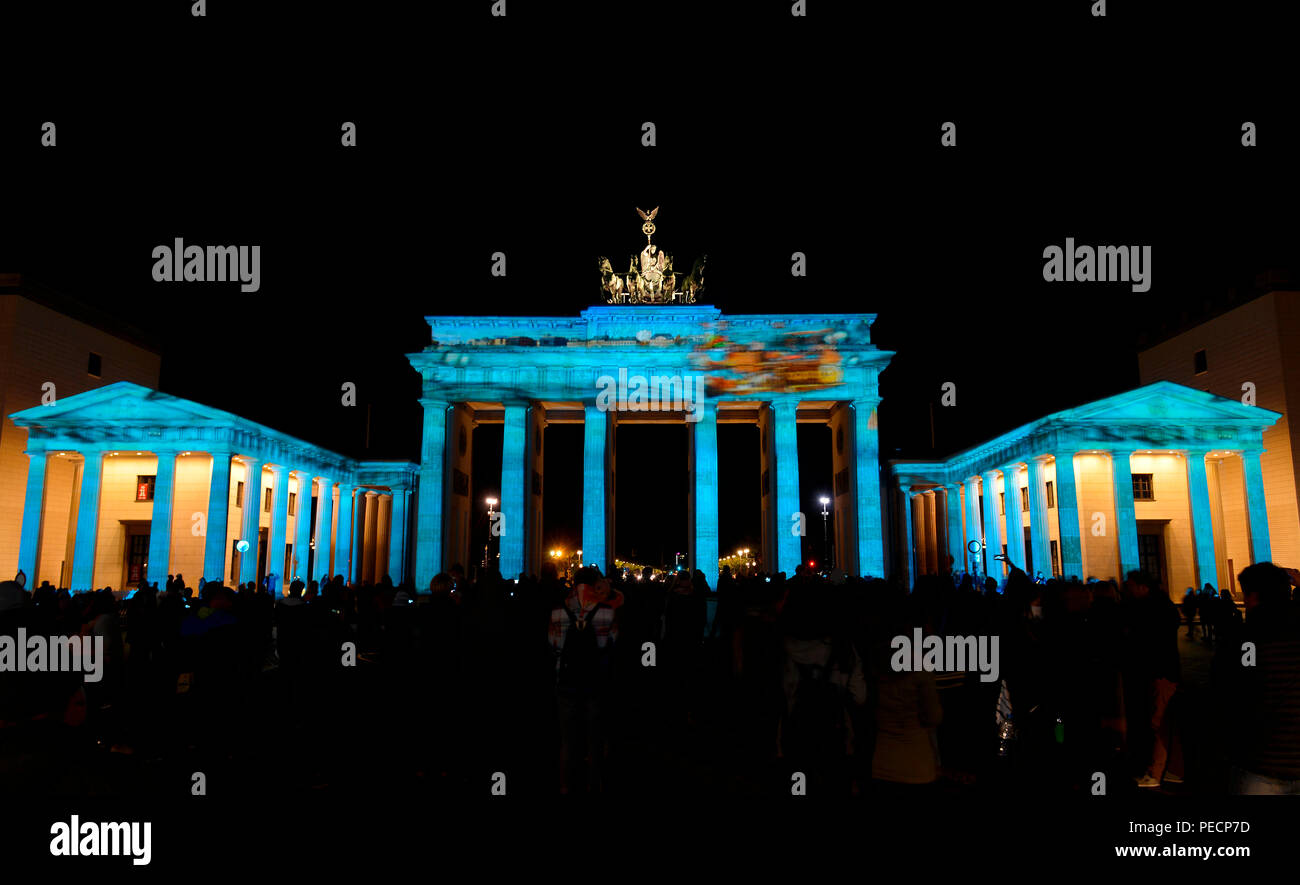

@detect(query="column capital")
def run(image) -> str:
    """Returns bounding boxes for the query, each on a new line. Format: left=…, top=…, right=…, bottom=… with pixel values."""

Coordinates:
left=1031, top=453, right=1054, bottom=464
left=1000, top=461, right=1023, bottom=475
left=771, top=399, right=799, bottom=416
left=942, top=481, right=962, bottom=492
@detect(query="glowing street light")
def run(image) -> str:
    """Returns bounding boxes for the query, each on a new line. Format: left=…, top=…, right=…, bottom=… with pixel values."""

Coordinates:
left=819, top=496, right=831, bottom=570
left=484, top=497, right=499, bottom=569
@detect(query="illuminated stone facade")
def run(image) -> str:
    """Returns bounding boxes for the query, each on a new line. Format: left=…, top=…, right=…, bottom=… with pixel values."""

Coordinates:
left=0, top=283, right=162, bottom=582
left=1138, top=289, right=1300, bottom=588
left=407, top=306, right=893, bottom=589
left=890, top=382, right=1281, bottom=599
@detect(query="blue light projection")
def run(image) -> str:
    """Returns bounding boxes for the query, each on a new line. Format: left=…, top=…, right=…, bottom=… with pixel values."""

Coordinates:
left=408, top=306, right=893, bottom=587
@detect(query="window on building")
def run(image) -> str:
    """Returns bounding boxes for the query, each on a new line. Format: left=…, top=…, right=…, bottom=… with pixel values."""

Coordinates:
left=87, top=352, right=102, bottom=378
left=999, top=492, right=1005, bottom=515
left=1193, top=349, right=1208, bottom=375
left=135, top=475, right=155, bottom=501
left=1046, top=481, right=1055, bottom=508
left=1132, top=473, right=1154, bottom=501
left=288, top=492, right=297, bottom=517
left=235, top=481, right=244, bottom=507
left=1050, top=540, right=1060, bottom=577
left=1020, top=487, right=1030, bottom=511
left=264, top=488, right=273, bottom=512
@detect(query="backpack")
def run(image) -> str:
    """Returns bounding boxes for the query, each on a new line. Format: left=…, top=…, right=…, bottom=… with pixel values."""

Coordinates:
left=557, top=602, right=611, bottom=695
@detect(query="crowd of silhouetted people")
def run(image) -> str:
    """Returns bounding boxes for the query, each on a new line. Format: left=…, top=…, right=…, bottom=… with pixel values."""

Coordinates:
left=1, top=554, right=1297, bottom=797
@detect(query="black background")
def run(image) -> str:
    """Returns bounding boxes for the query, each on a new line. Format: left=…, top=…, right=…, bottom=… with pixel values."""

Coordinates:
left=4, top=4, right=1298, bottom=567
left=1, top=1, right=1297, bottom=863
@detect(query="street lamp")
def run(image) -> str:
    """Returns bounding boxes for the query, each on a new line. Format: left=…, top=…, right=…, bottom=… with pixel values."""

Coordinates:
left=819, top=496, right=831, bottom=570
left=484, top=497, right=499, bottom=569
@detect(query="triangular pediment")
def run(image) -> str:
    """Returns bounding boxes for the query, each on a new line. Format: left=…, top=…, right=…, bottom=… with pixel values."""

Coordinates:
left=9, top=382, right=242, bottom=428
left=1059, top=382, right=1280, bottom=425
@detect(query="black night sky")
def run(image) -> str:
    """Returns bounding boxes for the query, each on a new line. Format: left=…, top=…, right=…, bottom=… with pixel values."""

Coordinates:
left=3, top=3, right=1297, bottom=569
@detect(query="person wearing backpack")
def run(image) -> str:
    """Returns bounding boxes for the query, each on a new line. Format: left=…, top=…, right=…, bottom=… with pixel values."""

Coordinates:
left=549, top=567, right=619, bottom=794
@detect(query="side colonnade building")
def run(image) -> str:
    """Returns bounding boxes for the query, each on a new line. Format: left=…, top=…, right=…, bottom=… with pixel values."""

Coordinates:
left=889, top=382, right=1281, bottom=600
left=11, top=383, right=418, bottom=593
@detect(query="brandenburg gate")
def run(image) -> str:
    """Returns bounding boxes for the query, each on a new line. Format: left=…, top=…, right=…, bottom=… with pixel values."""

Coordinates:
left=406, top=210, right=894, bottom=589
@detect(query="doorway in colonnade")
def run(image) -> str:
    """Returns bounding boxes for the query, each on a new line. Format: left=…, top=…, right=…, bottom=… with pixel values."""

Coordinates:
left=540, top=423, right=582, bottom=578
left=716, top=423, right=760, bottom=577
left=796, top=423, right=833, bottom=572
left=122, top=521, right=149, bottom=590
left=613, top=423, right=687, bottom=576
left=1136, top=520, right=1170, bottom=595
left=257, top=527, right=268, bottom=586
left=468, top=422, right=502, bottom=579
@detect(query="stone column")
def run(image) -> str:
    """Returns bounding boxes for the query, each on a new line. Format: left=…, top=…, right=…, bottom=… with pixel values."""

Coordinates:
left=203, top=452, right=232, bottom=583
left=921, top=491, right=937, bottom=575
left=237, top=459, right=263, bottom=585
left=17, top=451, right=49, bottom=585
left=499, top=403, right=527, bottom=580
left=388, top=487, right=408, bottom=586
left=852, top=399, right=884, bottom=577
left=944, top=484, right=964, bottom=574
left=356, top=488, right=372, bottom=584
left=981, top=470, right=1001, bottom=578
left=1002, top=463, right=1025, bottom=572
left=901, top=486, right=915, bottom=587
left=773, top=399, right=802, bottom=575
left=313, top=478, right=334, bottom=584
left=266, top=466, right=290, bottom=591
left=335, top=481, right=354, bottom=584
left=376, top=495, right=391, bottom=582
left=758, top=404, right=777, bottom=573
left=1185, top=450, right=1218, bottom=588
left=1240, top=448, right=1273, bottom=563
left=963, top=477, right=983, bottom=577
left=146, top=450, right=178, bottom=586
left=524, top=404, right=546, bottom=577
left=70, top=451, right=105, bottom=591
left=414, top=398, right=450, bottom=591
left=693, top=401, right=720, bottom=580
left=1027, top=456, right=1052, bottom=578
left=1053, top=452, right=1083, bottom=580
left=293, top=472, right=313, bottom=582
left=1110, top=449, right=1140, bottom=579
left=581, top=403, right=608, bottom=572
left=364, top=490, right=382, bottom=583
